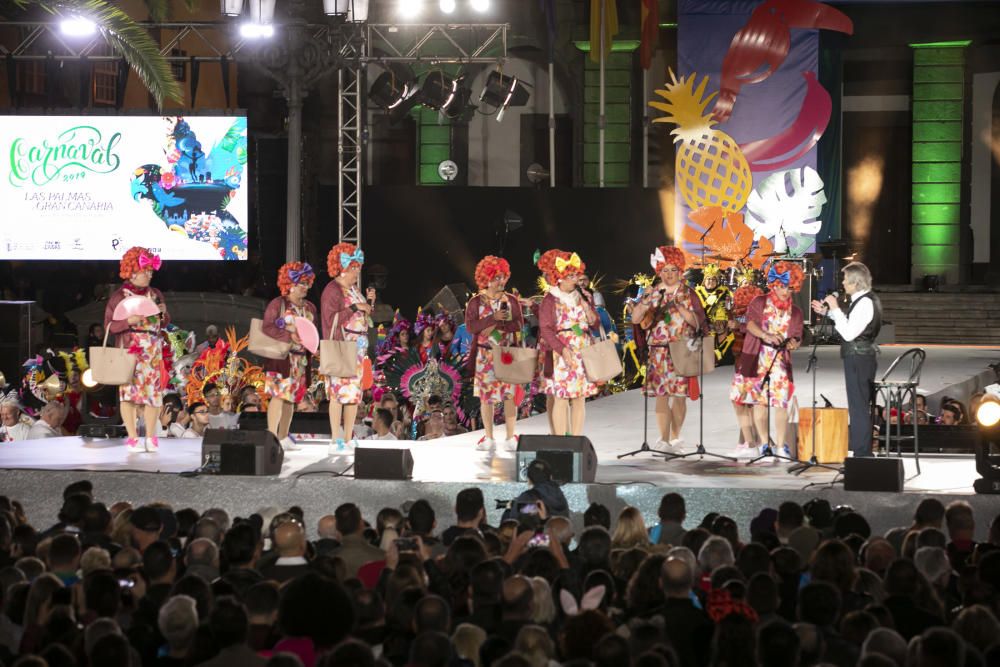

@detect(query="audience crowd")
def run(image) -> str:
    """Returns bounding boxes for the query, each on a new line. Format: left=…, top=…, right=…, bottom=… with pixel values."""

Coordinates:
left=1, top=480, right=1000, bottom=667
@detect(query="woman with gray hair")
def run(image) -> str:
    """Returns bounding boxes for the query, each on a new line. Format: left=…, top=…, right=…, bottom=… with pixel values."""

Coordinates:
left=158, top=595, right=199, bottom=662
left=697, top=535, right=735, bottom=578
left=811, top=261, right=882, bottom=457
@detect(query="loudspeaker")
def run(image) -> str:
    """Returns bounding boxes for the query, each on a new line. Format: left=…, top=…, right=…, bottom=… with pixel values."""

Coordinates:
left=354, top=446, right=414, bottom=480
left=516, top=435, right=597, bottom=483
left=424, top=283, right=470, bottom=318
left=843, top=457, right=904, bottom=492
left=202, top=429, right=284, bottom=476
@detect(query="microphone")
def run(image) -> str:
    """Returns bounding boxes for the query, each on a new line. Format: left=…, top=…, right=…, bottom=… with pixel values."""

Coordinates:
left=820, top=393, right=834, bottom=408
left=822, top=291, right=840, bottom=312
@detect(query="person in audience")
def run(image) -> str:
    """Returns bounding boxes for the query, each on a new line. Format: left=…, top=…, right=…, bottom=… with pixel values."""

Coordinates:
left=181, top=402, right=211, bottom=438
left=259, top=520, right=311, bottom=583
left=367, top=408, right=397, bottom=440
left=321, top=242, right=373, bottom=454
left=0, top=396, right=34, bottom=441
left=442, top=405, right=468, bottom=437
left=195, top=324, right=223, bottom=354
left=418, top=411, right=446, bottom=441
left=104, top=246, right=171, bottom=453
left=630, top=245, right=706, bottom=452
left=203, top=382, right=239, bottom=430
left=26, top=401, right=67, bottom=439
left=262, top=261, right=317, bottom=452
left=939, top=400, right=966, bottom=425
left=442, top=488, right=486, bottom=546
left=536, top=249, right=599, bottom=437
left=157, top=393, right=188, bottom=438
left=649, top=492, right=687, bottom=546
left=465, top=255, right=524, bottom=452
left=330, top=503, right=384, bottom=577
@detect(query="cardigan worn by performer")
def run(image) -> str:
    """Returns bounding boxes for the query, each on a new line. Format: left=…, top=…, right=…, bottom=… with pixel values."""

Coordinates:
left=261, top=296, right=318, bottom=380
left=464, top=292, right=524, bottom=372
left=736, top=294, right=803, bottom=382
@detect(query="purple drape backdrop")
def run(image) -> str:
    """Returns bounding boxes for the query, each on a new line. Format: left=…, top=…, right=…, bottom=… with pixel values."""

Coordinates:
left=676, top=0, right=819, bottom=255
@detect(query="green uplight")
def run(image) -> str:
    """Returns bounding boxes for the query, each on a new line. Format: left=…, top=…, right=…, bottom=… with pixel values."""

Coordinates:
left=573, top=40, right=641, bottom=53
left=909, top=40, right=972, bottom=49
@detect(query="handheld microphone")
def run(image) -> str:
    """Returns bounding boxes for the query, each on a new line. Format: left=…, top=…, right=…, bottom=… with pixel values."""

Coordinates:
left=823, top=291, right=840, bottom=312
left=820, top=393, right=834, bottom=408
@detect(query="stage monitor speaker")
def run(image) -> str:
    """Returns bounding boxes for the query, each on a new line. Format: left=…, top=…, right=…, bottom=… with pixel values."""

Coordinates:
left=354, top=446, right=414, bottom=480
left=843, top=457, right=904, bottom=492
left=424, top=283, right=470, bottom=318
left=516, top=435, right=597, bottom=483
left=202, top=429, right=284, bottom=476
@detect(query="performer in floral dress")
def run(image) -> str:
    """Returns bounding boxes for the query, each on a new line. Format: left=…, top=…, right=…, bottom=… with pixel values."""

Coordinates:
left=262, top=261, right=317, bottom=451
left=537, top=249, right=599, bottom=436
left=630, top=246, right=706, bottom=451
left=465, top=255, right=525, bottom=452
left=730, top=261, right=804, bottom=459
left=321, top=242, right=373, bottom=452
left=103, top=247, right=170, bottom=453
left=730, top=275, right=765, bottom=453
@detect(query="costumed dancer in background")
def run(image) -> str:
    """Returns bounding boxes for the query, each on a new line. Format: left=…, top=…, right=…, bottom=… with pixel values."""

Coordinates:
left=630, top=246, right=706, bottom=452
left=695, top=264, right=734, bottom=362
left=537, top=250, right=599, bottom=436
left=465, top=256, right=524, bottom=453
left=730, top=261, right=804, bottom=459
left=103, top=247, right=170, bottom=453
left=262, top=262, right=317, bottom=452
left=321, top=243, right=373, bottom=453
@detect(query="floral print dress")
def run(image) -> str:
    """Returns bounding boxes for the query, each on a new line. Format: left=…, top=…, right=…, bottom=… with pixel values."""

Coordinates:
left=118, top=290, right=165, bottom=407
left=543, top=293, right=597, bottom=400
left=474, top=296, right=517, bottom=403
left=325, top=285, right=368, bottom=405
left=729, top=295, right=795, bottom=408
left=265, top=301, right=314, bottom=403
left=644, top=285, right=697, bottom=398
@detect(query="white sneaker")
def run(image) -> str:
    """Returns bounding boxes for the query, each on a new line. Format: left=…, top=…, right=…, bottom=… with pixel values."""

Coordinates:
left=502, top=437, right=518, bottom=452
left=145, top=437, right=159, bottom=453
left=653, top=438, right=678, bottom=453
left=126, top=437, right=143, bottom=453
left=668, top=438, right=685, bottom=451
left=280, top=436, right=301, bottom=452
left=476, top=437, right=495, bottom=452
left=328, top=438, right=346, bottom=455
left=733, top=445, right=756, bottom=459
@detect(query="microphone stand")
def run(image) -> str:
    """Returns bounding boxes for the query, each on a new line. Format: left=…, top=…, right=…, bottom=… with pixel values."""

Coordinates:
left=618, top=322, right=660, bottom=459
left=746, top=338, right=798, bottom=466
left=661, top=219, right=735, bottom=463
left=788, top=305, right=840, bottom=475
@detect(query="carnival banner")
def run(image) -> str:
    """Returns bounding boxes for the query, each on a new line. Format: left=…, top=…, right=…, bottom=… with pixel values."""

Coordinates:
left=0, top=115, right=249, bottom=261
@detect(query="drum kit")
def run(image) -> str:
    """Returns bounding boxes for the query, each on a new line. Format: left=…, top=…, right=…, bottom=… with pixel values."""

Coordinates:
left=694, top=251, right=824, bottom=291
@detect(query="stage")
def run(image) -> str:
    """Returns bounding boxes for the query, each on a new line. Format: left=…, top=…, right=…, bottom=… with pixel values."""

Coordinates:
left=2, top=345, right=998, bottom=539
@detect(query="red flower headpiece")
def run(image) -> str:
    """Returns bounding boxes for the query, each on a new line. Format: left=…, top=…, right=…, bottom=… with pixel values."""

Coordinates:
left=650, top=245, right=686, bottom=273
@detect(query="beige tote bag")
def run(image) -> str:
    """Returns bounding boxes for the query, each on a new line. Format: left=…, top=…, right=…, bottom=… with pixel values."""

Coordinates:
left=247, top=318, right=292, bottom=360
left=319, top=312, right=359, bottom=378
left=89, top=327, right=137, bottom=386
left=491, top=336, right=537, bottom=385
left=668, top=334, right=717, bottom=377
left=581, top=325, right=623, bottom=383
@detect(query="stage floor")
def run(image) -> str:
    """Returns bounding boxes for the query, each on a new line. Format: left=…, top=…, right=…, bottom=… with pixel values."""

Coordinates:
left=0, top=345, right=994, bottom=494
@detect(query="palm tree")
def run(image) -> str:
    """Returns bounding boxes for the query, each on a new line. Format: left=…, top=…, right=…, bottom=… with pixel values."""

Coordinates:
left=8, top=0, right=186, bottom=108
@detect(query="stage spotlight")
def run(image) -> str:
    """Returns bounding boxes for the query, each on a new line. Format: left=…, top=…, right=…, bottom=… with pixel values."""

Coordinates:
left=220, top=0, right=244, bottom=17
left=470, top=0, right=489, bottom=12
left=81, top=369, right=98, bottom=389
left=369, top=65, right=416, bottom=108
left=240, top=22, right=274, bottom=38
left=420, top=70, right=463, bottom=113
left=978, top=396, right=1000, bottom=428
left=398, top=0, right=422, bottom=18
left=440, top=0, right=456, bottom=12
left=247, top=0, right=276, bottom=24
left=479, top=70, right=531, bottom=121
left=60, top=16, right=96, bottom=37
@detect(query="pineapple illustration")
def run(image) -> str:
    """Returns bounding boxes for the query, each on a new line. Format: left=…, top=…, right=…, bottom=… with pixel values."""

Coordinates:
left=650, top=69, right=753, bottom=213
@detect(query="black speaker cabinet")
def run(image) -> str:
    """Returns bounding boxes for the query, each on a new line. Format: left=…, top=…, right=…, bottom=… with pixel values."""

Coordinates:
left=354, top=446, right=414, bottom=480
left=844, top=457, right=904, bottom=492
left=201, top=429, right=284, bottom=476
left=516, top=435, right=597, bottom=483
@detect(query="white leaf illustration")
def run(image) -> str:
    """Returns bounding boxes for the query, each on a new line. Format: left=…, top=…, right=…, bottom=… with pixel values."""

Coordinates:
left=745, top=167, right=826, bottom=255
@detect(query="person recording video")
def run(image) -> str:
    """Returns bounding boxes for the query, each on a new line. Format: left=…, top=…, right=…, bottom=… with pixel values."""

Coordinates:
left=510, top=459, right=569, bottom=520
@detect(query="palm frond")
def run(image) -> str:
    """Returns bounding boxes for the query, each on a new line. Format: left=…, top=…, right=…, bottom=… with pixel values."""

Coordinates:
left=13, top=0, right=184, bottom=108
left=143, top=0, right=168, bottom=22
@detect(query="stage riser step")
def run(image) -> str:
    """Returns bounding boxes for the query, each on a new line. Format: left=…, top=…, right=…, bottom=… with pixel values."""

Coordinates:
left=874, top=292, right=1000, bottom=345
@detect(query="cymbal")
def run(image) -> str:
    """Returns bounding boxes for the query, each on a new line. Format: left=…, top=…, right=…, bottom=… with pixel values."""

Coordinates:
left=705, top=254, right=736, bottom=261
left=760, top=251, right=790, bottom=258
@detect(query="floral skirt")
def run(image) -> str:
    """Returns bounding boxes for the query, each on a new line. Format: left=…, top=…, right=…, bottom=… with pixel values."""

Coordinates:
left=643, top=345, right=689, bottom=398
left=119, top=332, right=164, bottom=407
left=474, top=346, right=515, bottom=404
left=543, top=339, right=597, bottom=400
left=265, top=352, right=309, bottom=403
left=729, top=347, right=794, bottom=408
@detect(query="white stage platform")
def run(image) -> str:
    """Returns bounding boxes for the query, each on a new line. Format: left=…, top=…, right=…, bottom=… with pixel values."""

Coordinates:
left=0, top=345, right=994, bottom=495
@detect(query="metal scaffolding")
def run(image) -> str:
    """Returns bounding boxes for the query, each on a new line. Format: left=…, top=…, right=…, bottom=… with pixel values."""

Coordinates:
left=0, top=20, right=508, bottom=254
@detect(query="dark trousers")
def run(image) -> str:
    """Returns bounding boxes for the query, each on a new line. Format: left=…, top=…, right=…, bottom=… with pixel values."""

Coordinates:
left=844, top=353, right=878, bottom=457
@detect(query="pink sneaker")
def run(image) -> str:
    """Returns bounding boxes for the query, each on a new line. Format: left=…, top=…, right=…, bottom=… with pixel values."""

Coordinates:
left=145, top=436, right=159, bottom=453
left=126, top=437, right=143, bottom=453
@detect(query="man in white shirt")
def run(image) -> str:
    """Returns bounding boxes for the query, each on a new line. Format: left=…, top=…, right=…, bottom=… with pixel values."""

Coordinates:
left=812, top=262, right=881, bottom=457
left=182, top=402, right=212, bottom=438
left=367, top=408, right=397, bottom=441
left=0, top=399, right=33, bottom=442
left=27, top=401, right=68, bottom=439
left=203, top=382, right=239, bottom=430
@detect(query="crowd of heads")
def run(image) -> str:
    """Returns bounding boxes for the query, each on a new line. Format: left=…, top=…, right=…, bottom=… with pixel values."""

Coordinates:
left=2, top=482, right=1000, bottom=667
